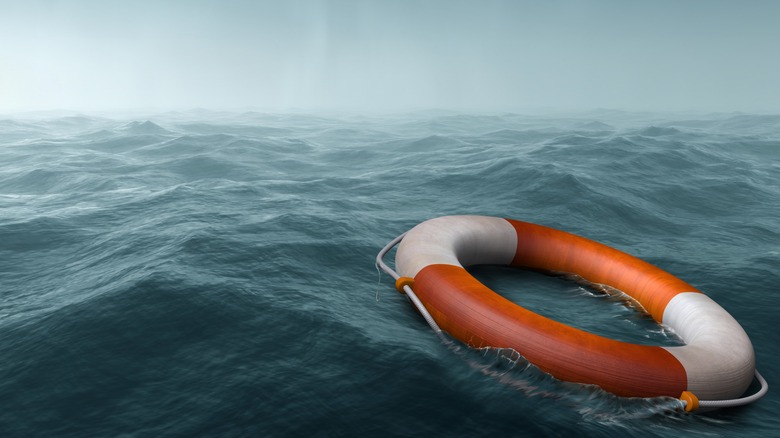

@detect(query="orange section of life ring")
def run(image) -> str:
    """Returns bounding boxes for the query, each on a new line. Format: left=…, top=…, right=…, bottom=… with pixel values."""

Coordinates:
left=413, top=263, right=687, bottom=397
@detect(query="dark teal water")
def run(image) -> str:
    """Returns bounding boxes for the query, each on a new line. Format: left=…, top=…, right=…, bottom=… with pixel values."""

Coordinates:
left=0, top=110, right=778, bottom=437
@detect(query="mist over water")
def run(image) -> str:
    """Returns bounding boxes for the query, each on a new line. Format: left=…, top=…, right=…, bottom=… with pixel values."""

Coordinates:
left=0, top=109, right=778, bottom=436
left=2, top=1, right=780, bottom=113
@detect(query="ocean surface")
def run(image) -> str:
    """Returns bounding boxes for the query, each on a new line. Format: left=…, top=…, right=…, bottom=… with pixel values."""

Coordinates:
left=0, top=109, right=778, bottom=437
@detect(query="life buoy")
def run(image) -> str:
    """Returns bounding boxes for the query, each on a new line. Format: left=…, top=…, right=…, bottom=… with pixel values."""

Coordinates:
left=395, top=215, right=755, bottom=401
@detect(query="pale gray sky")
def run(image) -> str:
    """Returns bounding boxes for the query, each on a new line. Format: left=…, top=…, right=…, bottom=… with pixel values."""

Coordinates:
left=1, top=0, right=779, bottom=113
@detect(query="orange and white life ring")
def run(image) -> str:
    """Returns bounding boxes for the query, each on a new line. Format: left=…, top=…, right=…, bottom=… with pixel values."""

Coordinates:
left=394, top=215, right=755, bottom=404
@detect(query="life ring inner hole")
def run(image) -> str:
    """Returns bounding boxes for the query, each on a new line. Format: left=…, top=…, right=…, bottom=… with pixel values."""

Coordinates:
left=466, top=265, right=685, bottom=347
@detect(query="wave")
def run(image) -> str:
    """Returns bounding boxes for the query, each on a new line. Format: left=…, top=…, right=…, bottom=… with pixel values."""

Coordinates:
left=0, top=110, right=778, bottom=437
left=637, top=126, right=683, bottom=137
left=120, top=120, right=172, bottom=135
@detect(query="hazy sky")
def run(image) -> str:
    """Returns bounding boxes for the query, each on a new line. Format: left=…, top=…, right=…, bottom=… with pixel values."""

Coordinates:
left=1, top=0, right=779, bottom=113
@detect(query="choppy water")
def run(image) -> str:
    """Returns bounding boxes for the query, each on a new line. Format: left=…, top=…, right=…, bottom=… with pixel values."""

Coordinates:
left=0, top=109, right=778, bottom=437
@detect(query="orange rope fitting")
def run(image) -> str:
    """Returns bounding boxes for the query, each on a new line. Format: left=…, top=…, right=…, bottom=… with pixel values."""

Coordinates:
left=680, top=391, right=700, bottom=412
left=395, top=277, right=415, bottom=294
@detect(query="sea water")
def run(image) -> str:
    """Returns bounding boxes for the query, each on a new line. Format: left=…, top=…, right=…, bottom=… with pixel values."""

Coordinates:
left=0, top=110, right=778, bottom=436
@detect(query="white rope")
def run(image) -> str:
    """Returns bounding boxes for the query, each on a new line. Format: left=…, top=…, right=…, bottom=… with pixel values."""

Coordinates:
left=375, top=231, right=405, bottom=281
left=682, top=370, right=768, bottom=410
left=375, top=231, right=444, bottom=337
